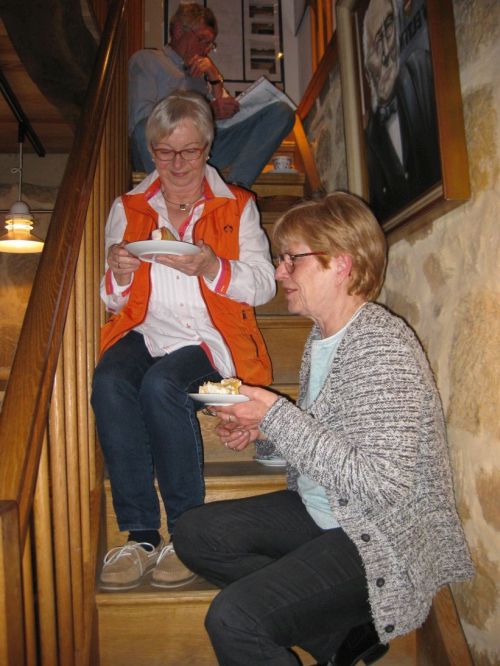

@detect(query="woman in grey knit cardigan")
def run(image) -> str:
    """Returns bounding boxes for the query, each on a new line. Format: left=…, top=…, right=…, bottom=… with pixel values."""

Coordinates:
left=174, top=192, right=474, bottom=666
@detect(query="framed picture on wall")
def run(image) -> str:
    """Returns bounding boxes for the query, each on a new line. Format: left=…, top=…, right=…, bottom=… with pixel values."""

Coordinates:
left=337, top=0, right=470, bottom=233
left=243, top=0, right=283, bottom=82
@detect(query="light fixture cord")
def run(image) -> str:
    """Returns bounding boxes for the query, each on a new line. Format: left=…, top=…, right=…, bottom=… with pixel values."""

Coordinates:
left=10, top=123, right=25, bottom=201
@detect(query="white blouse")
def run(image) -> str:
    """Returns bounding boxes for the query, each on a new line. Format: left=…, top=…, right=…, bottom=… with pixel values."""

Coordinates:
left=100, top=166, right=276, bottom=377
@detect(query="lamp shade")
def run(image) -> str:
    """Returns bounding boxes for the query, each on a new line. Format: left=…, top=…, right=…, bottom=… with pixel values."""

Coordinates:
left=0, top=200, right=44, bottom=253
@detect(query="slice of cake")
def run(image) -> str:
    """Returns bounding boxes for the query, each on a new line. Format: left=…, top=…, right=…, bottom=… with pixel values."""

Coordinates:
left=151, top=227, right=176, bottom=241
left=199, top=378, right=242, bottom=395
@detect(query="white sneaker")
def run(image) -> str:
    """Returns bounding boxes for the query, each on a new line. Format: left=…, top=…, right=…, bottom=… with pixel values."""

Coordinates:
left=151, top=543, right=197, bottom=588
left=100, top=539, right=164, bottom=590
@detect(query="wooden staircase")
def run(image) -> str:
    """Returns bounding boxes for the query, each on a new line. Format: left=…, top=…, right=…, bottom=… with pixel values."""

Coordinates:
left=95, top=161, right=415, bottom=665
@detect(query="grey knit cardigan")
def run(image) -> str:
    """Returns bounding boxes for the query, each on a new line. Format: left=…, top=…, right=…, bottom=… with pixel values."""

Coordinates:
left=260, top=303, right=474, bottom=642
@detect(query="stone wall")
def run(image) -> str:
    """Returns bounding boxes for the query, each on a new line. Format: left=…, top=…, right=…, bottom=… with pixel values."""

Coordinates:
left=307, top=0, right=500, bottom=662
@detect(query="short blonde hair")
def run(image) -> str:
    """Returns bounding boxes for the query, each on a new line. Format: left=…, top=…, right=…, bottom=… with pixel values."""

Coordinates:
left=146, top=90, right=214, bottom=152
left=273, top=192, right=387, bottom=300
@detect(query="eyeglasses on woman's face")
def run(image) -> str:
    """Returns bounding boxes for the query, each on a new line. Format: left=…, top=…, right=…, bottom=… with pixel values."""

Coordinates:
left=273, top=252, right=328, bottom=274
left=151, top=144, right=208, bottom=163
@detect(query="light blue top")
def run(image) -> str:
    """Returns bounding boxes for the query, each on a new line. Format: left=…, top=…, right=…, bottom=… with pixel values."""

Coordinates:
left=297, top=308, right=364, bottom=529
left=128, top=45, right=208, bottom=135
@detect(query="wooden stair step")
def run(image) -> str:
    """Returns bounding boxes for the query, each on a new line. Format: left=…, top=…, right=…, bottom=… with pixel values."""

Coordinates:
left=96, top=576, right=322, bottom=666
left=258, top=315, right=312, bottom=385
left=257, top=194, right=303, bottom=213
left=252, top=170, right=305, bottom=198
left=105, top=461, right=286, bottom=549
left=96, top=577, right=219, bottom=666
left=96, top=575, right=415, bottom=666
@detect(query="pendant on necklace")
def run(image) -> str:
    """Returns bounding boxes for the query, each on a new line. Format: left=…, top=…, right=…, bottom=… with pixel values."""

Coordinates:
left=179, top=203, right=188, bottom=211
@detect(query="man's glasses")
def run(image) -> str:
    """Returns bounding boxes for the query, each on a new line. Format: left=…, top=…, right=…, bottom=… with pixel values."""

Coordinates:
left=273, top=252, right=328, bottom=274
left=189, top=29, right=217, bottom=52
left=151, top=144, right=208, bottom=163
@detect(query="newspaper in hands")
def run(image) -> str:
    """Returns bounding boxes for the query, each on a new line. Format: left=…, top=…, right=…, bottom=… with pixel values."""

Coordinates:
left=216, top=76, right=296, bottom=129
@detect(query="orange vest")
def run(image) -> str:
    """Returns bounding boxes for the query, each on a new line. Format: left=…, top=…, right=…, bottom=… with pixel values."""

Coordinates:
left=99, top=179, right=273, bottom=386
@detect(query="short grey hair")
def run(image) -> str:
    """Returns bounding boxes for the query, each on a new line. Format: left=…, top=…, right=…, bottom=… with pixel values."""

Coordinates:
left=169, top=2, right=218, bottom=39
left=146, top=90, right=214, bottom=152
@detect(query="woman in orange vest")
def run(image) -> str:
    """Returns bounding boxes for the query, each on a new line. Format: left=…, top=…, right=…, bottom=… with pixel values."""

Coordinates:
left=91, top=91, right=275, bottom=592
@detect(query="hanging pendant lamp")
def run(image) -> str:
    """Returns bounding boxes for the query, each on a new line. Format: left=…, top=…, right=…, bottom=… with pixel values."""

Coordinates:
left=0, top=131, right=44, bottom=254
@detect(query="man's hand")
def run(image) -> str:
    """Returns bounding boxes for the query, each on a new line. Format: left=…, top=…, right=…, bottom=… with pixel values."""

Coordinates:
left=211, top=97, right=239, bottom=120
left=187, top=54, right=220, bottom=81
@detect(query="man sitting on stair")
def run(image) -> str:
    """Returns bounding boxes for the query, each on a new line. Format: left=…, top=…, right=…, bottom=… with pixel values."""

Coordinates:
left=128, top=1, right=295, bottom=188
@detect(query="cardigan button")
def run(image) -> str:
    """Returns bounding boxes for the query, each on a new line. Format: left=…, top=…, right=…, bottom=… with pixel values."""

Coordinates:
left=361, top=533, right=371, bottom=542
left=384, top=624, right=395, bottom=633
left=376, top=577, right=385, bottom=587
left=338, top=498, right=348, bottom=506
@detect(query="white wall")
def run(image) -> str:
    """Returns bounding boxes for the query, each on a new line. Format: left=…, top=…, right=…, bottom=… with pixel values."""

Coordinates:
left=282, top=0, right=312, bottom=104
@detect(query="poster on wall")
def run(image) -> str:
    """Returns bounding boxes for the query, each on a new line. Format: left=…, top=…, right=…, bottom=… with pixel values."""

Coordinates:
left=337, top=0, right=470, bottom=233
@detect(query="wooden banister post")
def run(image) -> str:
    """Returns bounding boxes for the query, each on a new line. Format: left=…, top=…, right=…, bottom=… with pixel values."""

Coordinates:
left=292, top=115, right=324, bottom=197
left=0, top=501, right=25, bottom=666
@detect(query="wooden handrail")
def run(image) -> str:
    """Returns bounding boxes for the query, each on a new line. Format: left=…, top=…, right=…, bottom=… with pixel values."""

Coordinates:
left=0, top=0, right=128, bottom=543
left=291, top=37, right=338, bottom=197
left=297, top=37, right=338, bottom=121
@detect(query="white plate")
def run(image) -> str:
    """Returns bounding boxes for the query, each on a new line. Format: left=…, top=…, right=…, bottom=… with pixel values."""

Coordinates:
left=254, top=455, right=287, bottom=467
left=125, top=240, right=200, bottom=262
left=189, top=393, right=249, bottom=406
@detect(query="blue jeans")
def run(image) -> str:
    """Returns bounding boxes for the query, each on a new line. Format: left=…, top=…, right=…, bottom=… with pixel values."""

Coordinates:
left=173, top=490, right=371, bottom=665
left=91, top=331, right=222, bottom=534
left=210, top=101, right=296, bottom=188
left=130, top=101, right=296, bottom=189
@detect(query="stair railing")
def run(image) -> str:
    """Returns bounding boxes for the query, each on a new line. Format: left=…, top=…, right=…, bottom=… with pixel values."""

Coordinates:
left=309, top=0, right=334, bottom=70
left=0, top=0, right=132, bottom=663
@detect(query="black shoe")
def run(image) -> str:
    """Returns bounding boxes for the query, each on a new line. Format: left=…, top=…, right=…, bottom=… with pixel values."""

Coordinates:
left=331, top=622, right=389, bottom=666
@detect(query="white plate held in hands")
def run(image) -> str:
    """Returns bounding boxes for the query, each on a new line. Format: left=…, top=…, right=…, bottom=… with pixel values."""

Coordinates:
left=189, top=393, right=249, bottom=406
left=125, top=240, right=200, bottom=262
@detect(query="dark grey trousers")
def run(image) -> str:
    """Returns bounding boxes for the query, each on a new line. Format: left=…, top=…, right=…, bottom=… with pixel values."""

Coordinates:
left=173, top=490, right=371, bottom=665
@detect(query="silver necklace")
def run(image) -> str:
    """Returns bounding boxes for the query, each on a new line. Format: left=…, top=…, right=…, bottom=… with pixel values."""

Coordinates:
left=162, top=190, right=202, bottom=212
